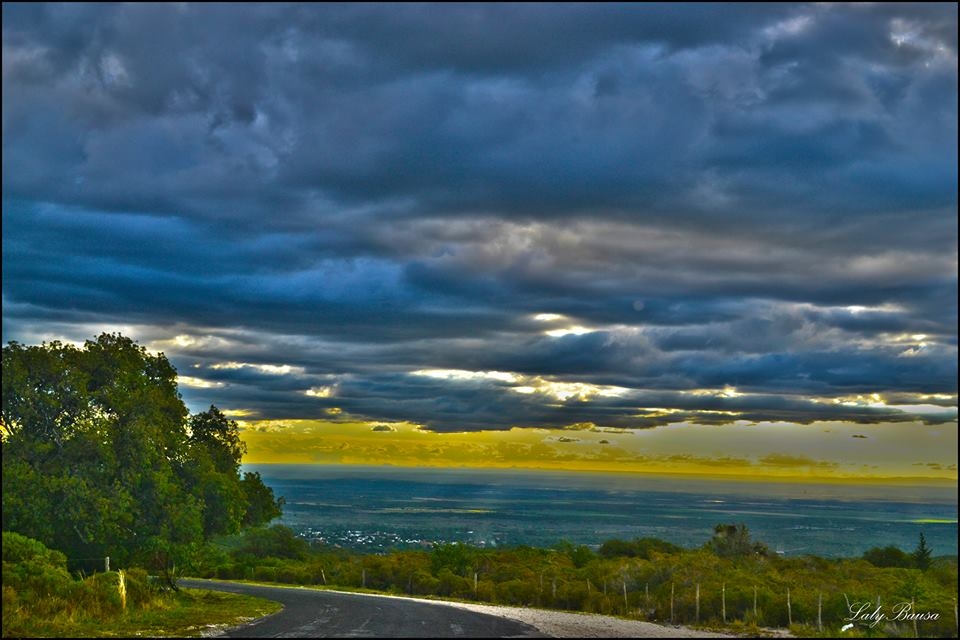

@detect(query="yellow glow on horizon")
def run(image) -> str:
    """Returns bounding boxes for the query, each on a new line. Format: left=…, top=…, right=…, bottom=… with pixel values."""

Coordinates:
left=238, top=419, right=958, bottom=483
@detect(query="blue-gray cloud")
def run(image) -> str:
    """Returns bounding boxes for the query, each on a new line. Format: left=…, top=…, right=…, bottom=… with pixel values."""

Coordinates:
left=3, top=3, right=956, bottom=431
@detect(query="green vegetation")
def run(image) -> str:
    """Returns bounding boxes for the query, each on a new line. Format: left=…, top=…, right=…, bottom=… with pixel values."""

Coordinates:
left=189, top=524, right=958, bottom=638
left=1, top=334, right=282, bottom=584
left=2, top=531, right=281, bottom=637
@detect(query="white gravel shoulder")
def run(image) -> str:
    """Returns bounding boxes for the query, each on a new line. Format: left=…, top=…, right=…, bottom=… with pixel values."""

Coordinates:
left=331, top=589, right=733, bottom=638
left=431, top=600, right=735, bottom=638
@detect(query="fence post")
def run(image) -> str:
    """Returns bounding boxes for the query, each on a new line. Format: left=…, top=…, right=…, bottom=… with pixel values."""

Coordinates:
left=695, top=583, right=700, bottom=624
left=787, top=587, right=792, bottom=627
left=670, top=583, right=675, bottom=624
left=817, top=591, right=822, bottom=632
left=623, top=580, right=628, bottom=613
left=753, top=585, right=758, bottom=621
left=105, top=556, right=110, bottom=572
left=722, top=582, right=726, bottom=623
left=912, top=598, right=918, bottom=638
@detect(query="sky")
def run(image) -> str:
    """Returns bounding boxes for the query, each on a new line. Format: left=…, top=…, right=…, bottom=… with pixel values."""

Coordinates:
left=2, top=3, right=957, bottom=482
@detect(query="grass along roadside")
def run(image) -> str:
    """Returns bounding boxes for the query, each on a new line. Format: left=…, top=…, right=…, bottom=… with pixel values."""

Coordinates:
left=2, top=587, right=282, bottom=638
left=2, top=532, right=282, bottom=637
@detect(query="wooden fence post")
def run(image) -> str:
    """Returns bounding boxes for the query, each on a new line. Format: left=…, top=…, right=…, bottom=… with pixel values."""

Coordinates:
left=722, top=583, right=726, bottom=623
left=817, top=591, right=822, bottom=632
left=787, top=587, right=792, bottom=627
left=753, top=585, right=758, bottom=621
left=670, top=583, right=675, bottom=624
left=912, top=598, right=918, bottom=638
left=623, top=580, right=628, bottom=613
left=695, top=583, right=700, bottom=624
left=105, top=556, right=110, bottom=572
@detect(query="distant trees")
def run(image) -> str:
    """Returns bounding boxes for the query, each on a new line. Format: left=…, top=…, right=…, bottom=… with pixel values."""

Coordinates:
left=599, top=537, right=682, bottom=559
left=861, top=533, right=933, bottom=570
left=186, top=525, right=959, bottom=637
left=706, top=523, right=769, bottom=558
left=862, top=545, right=913, bottom=568
left=912, top=532, right=932, bottom=570
left=240, top=471, right=285, bottom=528
left=1, top=334, right=282, bottom=582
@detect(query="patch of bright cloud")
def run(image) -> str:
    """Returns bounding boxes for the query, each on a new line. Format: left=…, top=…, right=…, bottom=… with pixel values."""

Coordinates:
left=544, top=325, right=595, bottom=338
left=411, top=369, right=520, bottom=383
left=222, top=408, right=256, bottom=417
left=533, top=313, right=565, bottom=322
left=305, top=385, right=337, bottom=398
left=210, top=361, right=306, bottom=375
left=177, top=375, right=225, bottom=389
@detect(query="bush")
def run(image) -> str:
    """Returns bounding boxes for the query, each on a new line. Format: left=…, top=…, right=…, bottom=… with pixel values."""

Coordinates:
left=863, top=545, right=913, bottom=568
left=1, top=531, right=74, bottom=599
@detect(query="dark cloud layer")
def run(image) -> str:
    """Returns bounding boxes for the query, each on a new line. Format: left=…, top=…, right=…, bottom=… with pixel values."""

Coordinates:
left=3, top=3, right=957, bottom=431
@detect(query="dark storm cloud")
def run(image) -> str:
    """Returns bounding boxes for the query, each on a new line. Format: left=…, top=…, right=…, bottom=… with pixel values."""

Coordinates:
left=3, top=3, right=956, bottom=430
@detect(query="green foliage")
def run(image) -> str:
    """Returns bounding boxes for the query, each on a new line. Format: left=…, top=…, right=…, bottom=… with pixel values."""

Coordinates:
left=912, top=532, right=932, bottom=571
left=706, top=523, right=770, bottom=559
left=2, top=531, right=282, bottom=638
left=599, top=537, right=682, bottom=559
left=431, top=542, right=478, bottom=576
left=240, top=471, right=284, bottom=527
left=555, top=539, right=596, bottom=568
left=863, top=545, right=914, bottom=568
left=236, top=525, right=309, bottom=561
left=1, top=531, right=74, bottom=600
left=190, top=526, right=959, bottom=637
left=1, top=334, right=284, bottom=581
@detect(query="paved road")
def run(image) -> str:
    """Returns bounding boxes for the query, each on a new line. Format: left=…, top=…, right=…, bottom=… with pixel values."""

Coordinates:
left=181, top=579, right=546, bottom=638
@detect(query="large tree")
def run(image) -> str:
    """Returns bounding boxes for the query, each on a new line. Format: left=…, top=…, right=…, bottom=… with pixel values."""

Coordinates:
left=1, top=333, right=282, bottom=580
